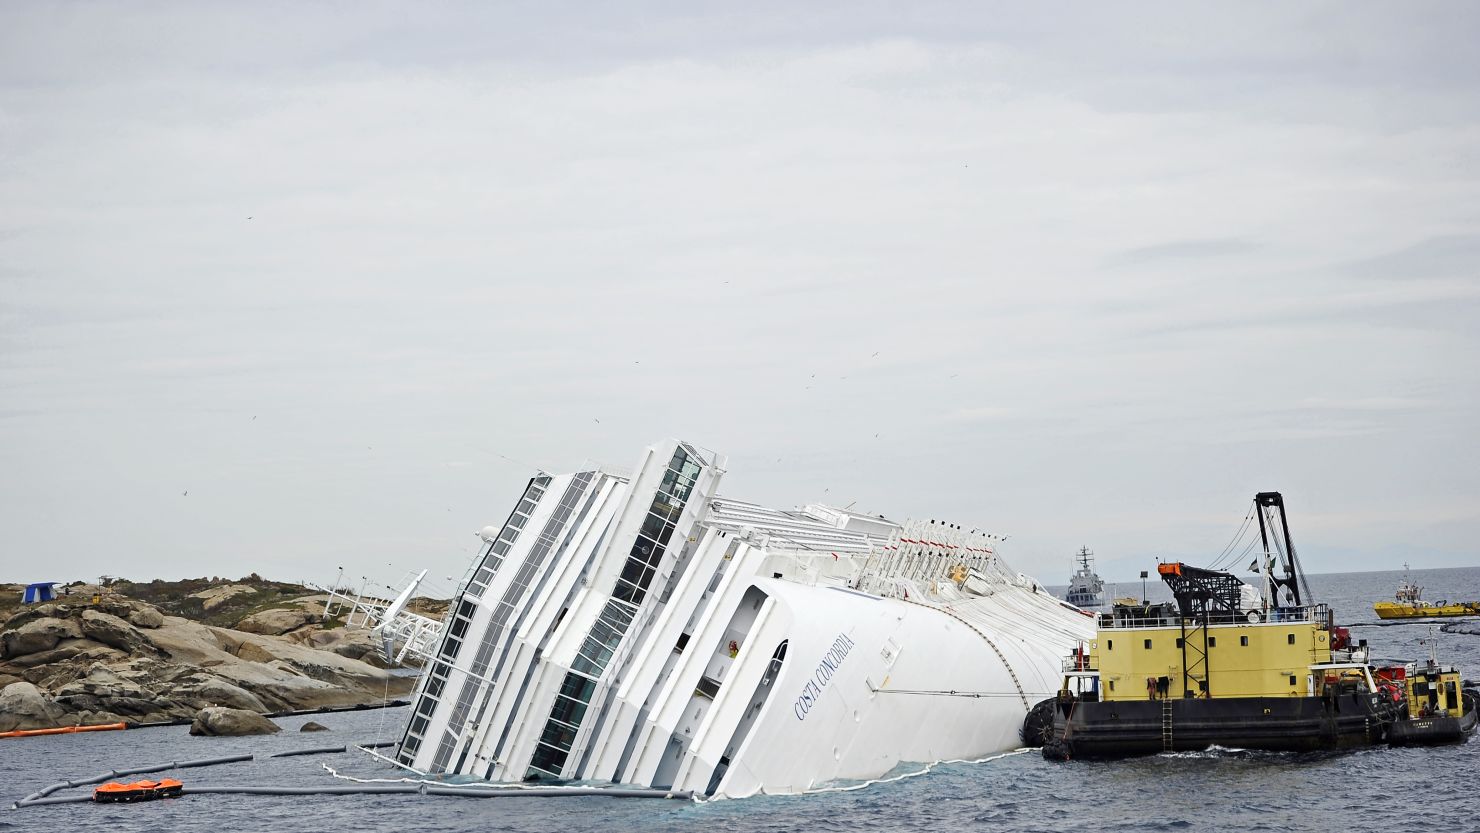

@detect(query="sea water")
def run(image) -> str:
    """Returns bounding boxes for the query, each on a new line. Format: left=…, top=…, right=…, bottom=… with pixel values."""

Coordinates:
left=3, top=566, right=1477, bottom=833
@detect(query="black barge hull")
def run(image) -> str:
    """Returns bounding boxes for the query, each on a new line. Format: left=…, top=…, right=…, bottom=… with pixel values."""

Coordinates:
left=1047, top=693, right=1399, bottom=759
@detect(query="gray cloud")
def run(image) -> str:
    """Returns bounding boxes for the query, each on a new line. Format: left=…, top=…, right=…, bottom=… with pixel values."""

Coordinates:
left=1105, top=237, right=1258, bottom=268
left=1343, top=235, right=1480, bottom=280
left=1, top=3, right=1477, bottom=588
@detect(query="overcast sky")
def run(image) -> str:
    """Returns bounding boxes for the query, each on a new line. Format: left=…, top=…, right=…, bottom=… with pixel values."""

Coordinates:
left=2, top=2, right=1477, bottom=594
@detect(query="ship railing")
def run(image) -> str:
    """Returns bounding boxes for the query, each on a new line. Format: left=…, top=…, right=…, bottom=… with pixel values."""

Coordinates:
left=1097, top=612, right=1177, bottom=629
left=1097, top=603, right=1331, bottom=630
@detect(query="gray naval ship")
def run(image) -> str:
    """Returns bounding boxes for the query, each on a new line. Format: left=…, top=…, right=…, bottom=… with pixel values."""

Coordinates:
left=1065, top=546, right=1104, bottom=609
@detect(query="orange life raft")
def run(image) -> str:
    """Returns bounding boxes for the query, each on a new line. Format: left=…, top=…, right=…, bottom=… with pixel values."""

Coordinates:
left=93, top=779, right=184, bottom=803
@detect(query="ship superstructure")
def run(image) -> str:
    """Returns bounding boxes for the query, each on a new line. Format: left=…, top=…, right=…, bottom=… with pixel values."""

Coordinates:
left=395, top=438, right=1093, bottom=797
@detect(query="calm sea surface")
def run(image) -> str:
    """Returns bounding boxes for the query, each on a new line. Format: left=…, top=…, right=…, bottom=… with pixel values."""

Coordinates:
left=4, top=566, right=1477, bottom=833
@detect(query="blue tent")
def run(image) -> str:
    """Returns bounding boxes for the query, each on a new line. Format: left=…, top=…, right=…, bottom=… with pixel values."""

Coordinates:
left=22, top=582, right=58, bottom=604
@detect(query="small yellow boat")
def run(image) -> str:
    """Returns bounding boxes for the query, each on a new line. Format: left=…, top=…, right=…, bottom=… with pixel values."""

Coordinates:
left=1373, top=564, right=1480, bottom=619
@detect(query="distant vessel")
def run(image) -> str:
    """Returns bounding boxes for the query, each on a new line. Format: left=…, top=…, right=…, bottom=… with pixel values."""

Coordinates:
left=1065, top=547, right=1104, bottom=609
left=1373, top=563, right=1480, bottom=620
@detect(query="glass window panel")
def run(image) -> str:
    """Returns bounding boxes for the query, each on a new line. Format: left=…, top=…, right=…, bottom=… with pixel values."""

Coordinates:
left=619, top=559, right=646, bottom=586
left=613, top=579, right=643, bottom=606
left=548, top=694, right=589, bottom=726
left=529, top=744, right=566, bottom=775
left=558, top=674, right=596, bottom=702
left=539, top=723, right=577, bottom=752
left=630, top=535, right=659, bottom=563
left=640, top=513, right=666, bottom=542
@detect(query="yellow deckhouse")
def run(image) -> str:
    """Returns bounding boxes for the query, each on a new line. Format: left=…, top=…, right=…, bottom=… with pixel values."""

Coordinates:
left=1092, top=572, right=1335, bottom=702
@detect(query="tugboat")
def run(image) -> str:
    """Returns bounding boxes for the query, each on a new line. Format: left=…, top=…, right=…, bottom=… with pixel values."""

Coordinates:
left=1039, top=492, right=1457, bottom=759
left=1386, top=626, right=1480, bottom=745
left=1065, top=547, right=1105, bottom=610
left=1373, top=564, right=1480, bottom=619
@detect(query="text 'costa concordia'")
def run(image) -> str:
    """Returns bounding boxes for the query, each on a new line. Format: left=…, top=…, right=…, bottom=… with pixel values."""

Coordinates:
left=395, top=439, right=1094, bottom=798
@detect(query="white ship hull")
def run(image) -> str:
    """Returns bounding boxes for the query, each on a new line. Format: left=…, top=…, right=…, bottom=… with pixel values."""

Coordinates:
left=395, top=439, right=1093, bottom=798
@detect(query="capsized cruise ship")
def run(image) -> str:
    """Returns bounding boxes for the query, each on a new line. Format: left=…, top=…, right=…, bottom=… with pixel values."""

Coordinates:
left=394, top=439, right=1094, bottom=798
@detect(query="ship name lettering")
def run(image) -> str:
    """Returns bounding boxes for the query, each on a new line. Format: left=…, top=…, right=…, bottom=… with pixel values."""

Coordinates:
left=792, top=633, right=857, bottom=721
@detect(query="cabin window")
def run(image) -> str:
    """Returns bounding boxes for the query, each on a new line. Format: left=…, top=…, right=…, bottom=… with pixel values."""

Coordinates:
left=1108, top=680, right=1115, bottom=692
left=1287, top=633, right=1296, bottom=645
left=1107, top=640, right=1113, bottom=651
left=1240, top=636, right=1249, bottom=647
left=1289, top=675, right=1297, bottom=686
left=1175, top=638, right=1183, bottom=648
left=1208, top=637, right=1216, bottom=647
left=1143, top=639, right=1152, bottom=650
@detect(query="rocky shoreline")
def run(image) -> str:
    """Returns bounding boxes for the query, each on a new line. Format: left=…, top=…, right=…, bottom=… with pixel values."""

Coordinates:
left=1, top=585, right=421, bottom=735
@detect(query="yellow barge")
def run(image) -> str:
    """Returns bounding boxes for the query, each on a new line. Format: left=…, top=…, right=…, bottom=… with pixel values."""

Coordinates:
left=1031, top=493, right=1477, bottom=759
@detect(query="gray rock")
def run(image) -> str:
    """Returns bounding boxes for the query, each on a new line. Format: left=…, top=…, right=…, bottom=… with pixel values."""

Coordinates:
left=95, top=696, right=169, bottom=718
left=189, top=584, right=258, bottom=611
left=16, top=645, right=127, bottom=689
left=189, top=706, right=281, bottom=736
left=236, top=608, right=320, bottom=636
left=55, top=665, right=154, bottom=700
left=6, top=640, right=93, bottom=669
left=299, top=721, right=330, bottom=732
left=0, top=617, right=83, bottom=659
left=0, top=681, right=67, bottom=733
left=127, top=605, right=165, bottom=629
left=172, top=675, right=269, bottom=712
left=79, top=610, right=151, bottom=653
left=72, top=709, right=127, bottom=726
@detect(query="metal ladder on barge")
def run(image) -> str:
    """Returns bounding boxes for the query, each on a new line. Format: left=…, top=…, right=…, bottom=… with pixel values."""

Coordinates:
left=1161, top=696, right=1174, bottom=751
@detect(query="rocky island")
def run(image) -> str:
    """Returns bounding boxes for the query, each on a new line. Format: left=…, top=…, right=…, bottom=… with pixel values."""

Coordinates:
left=0, top=576, right=441, bottom=734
